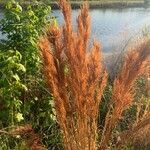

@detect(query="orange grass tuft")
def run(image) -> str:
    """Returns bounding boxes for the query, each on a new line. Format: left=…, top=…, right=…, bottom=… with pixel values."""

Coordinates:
left=39, top=0, right=107, bottom=149
left=100, top=39, right=150, bottom=149
left=39, top=0, right=150, bottom=149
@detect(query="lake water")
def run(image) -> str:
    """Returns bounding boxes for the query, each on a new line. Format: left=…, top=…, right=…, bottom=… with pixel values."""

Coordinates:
left=1, top=7, right=150, bottom=54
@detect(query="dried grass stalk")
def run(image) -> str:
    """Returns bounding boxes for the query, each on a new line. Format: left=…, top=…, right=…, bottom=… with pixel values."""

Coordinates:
left=11, top=124, right=46, bottom=150
left=39, top=0, right=107, bottom=149
left=100, top=39, right=150, bottom=149
left=115, top=111, right=150, bottom=149
left=40, top=0, right=150, bottom=149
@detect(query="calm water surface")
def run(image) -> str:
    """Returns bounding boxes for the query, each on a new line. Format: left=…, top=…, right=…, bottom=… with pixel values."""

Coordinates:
left=1, top=8, right=150, bottom=53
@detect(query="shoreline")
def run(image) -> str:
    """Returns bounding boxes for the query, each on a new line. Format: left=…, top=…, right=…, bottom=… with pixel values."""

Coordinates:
left=51, top=1, right=145, bottom=9
left=0, top=1, right=148, bottom=9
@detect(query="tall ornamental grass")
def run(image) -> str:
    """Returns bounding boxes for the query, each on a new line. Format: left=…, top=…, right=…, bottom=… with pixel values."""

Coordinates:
left=39, top=0, right=150, bottom=149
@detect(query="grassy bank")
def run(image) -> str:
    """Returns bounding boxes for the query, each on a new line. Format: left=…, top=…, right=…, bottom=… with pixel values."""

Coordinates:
left=0, top=0, right=145, bottom=9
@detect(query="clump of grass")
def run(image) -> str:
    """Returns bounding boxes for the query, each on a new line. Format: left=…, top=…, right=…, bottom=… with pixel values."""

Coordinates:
left=39, top=0, right=150, bottom=149
left=39, top=0, right=107, bottom=149
left=100, top=39, right=150, bottom=149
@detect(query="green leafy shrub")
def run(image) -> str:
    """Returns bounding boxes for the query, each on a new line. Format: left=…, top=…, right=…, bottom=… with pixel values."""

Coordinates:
left=0, top=0, right=62, bottom=149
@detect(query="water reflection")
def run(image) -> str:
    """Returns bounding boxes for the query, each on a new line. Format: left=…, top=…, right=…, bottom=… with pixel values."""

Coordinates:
left=0, top=8, right=150, bottom=53
left=52, top=8, right=150, bottom=53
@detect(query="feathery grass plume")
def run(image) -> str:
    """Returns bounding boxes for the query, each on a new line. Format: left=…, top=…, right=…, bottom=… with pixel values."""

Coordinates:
left=39, top=0, right=107, bottom=149
left=100, top=38, right=150, bottom=149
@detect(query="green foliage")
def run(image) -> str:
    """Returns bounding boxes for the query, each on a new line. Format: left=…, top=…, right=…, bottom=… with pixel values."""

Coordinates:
left=0, top=0, right=62, bottom=149
left=0, top=0, right=50, bottom=125
left=98, top=84, right=112, bottom=127
left=0, top=49, right=26, bottom=125
left=0, top=0, right=50, bottom=74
